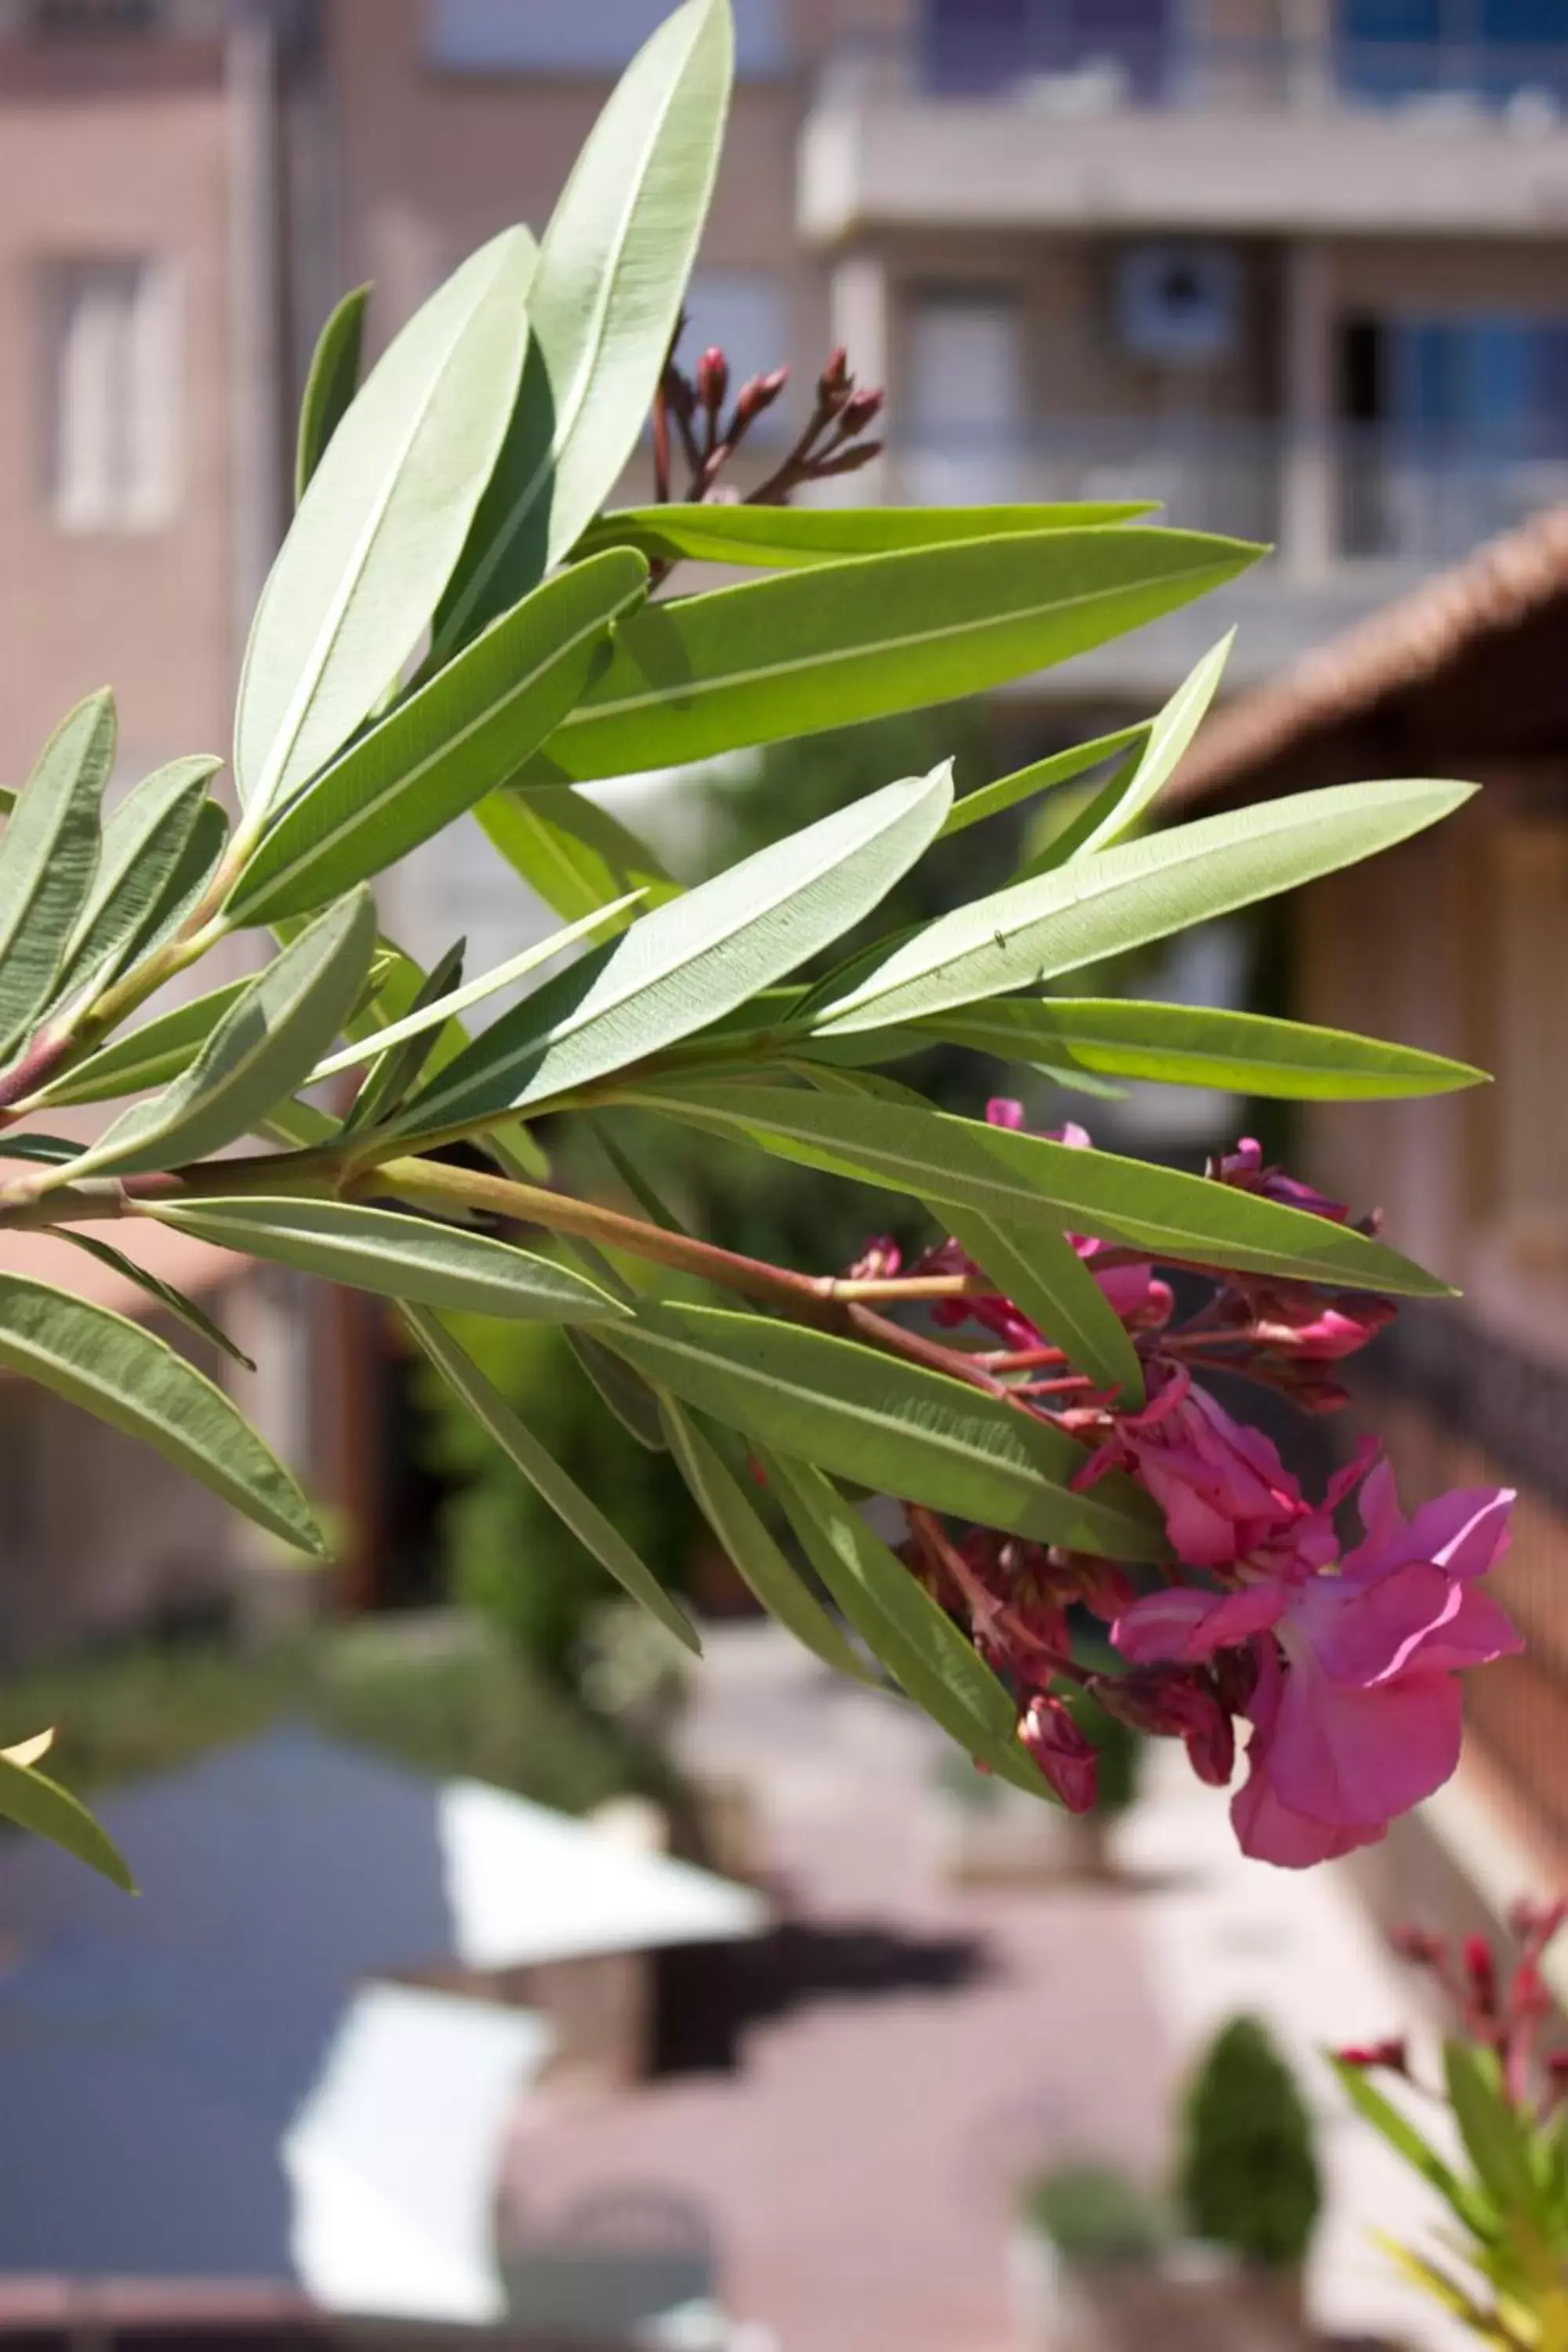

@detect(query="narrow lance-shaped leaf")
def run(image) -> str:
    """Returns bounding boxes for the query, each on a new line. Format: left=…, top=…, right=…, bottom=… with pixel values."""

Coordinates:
left=237, top=227, right=536, bottom=815
left=941, top=1202, right=1145, bottom=1406
left=390, top=766, right=955, bottom=1136
left=917, top=998, right=1489, bottom=1102
left=620, top=1081, right=1451, bottom=1298
left=594, top=1298, right=1166, bottom=1556
left=477, top=784, right=677, bottom=925
left=59, top=757, right=220, bottom=998
left=55, top=1229, right=257, bottom=1370
left=568, top=1327, right=667, bottom=1452
left=34, top=976, right=252, bottom=1109
left=435, top=0, right=732, bottom=649
left=661, top=1399, right=873, bottom=1683
left=0, top=1269, right=324, bottom=1553
left=761, top=1449, right=1050, bottom=1798
left=58, top=887, right=377, bottom=1182
left=1328, top=2055, right=1499, bottom=2240
left=938, top=721, right=1149, bottom=843
left=404, top=1305, right=699, bottom=1651
left=1022, top=631, right=1234, bottom=874
left=126, top=800, right=230, bottom=968
left=295, top=283, right=369, bottom=504
left=314, top=895, right=642, bottom=1088
left=145, top=1197, right=629, bottom=1324
left=518, top=528, right=1259, bottom=784
left=0, top=691, right=115, bottom=1058
left=339, top=937, right=466, bottom=1133
left=227, top=550, right=649, bottom=924
left=811, top=778, right=1475, bottom=1035
left=574, top=498, right=1156, bottom=571
left=0, top=1744, right=135, bottom=1891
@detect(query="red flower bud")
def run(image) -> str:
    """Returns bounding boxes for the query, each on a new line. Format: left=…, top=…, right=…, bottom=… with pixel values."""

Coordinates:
left=1465, top=1934, right=1498, bottom=2020
left=1335, top=2038, right=1408, bottom=2074
left=1020, top=1694, right=1098, bottom=1814
left=695, top=346, right=728, bottom=411
left=733, top=366, right=789, bottom=426
left=840, top=386, right=885, bottom=434
left=818, top=344, right=851, bottom=403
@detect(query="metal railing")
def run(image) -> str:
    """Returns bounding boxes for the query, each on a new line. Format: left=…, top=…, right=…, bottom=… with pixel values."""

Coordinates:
left=820, top=28, right=1568, bottom=121
left=887, top=422, right=1568, bottom=568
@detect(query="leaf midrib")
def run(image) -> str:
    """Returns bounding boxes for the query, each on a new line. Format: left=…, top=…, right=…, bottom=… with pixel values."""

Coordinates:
left=557, top=553, right=1244, bottom=732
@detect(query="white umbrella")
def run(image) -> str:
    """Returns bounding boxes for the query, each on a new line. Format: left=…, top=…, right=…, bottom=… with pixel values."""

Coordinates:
left=0, top=1726, right=767, bottom=1984
left=0, top=1936, right=550, bottom=2322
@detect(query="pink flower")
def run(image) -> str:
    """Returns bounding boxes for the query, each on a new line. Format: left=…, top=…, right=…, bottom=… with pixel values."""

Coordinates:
left=1082, top=1366, right=1331, bottom=1573
left=1112, top=1463, right=1520, bottom=1867
left=1214, top=1138, right=1351, bottom=1224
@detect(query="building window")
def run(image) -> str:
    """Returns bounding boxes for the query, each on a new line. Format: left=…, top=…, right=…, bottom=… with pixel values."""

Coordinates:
left=426, top=0, right=787, bottom=78
left=28, top=0, right=162, bottom=31
left=1338, top=0, right=1568, bottom=104
left=924, top=0, right=1170, bottom=100
left=905, top=292, right=1028, bottom=502
left=45, top=259, right=180, bottom=534
left=679, top=271, right=791, bottom=440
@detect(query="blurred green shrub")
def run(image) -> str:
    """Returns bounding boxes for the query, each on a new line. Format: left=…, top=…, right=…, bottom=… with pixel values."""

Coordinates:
left=1178, top=2015, right=1322, bottom=2268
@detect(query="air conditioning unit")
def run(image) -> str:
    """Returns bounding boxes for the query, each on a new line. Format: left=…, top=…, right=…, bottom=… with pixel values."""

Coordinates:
left=1116, top=240, right=1242, bottom=365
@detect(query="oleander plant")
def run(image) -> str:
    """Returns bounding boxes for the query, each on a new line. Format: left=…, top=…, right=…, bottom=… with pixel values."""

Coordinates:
left=0, top=0, right=1518, bottom=1893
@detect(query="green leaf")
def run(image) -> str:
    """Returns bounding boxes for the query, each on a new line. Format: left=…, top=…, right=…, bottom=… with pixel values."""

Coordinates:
left=0, top=1134, right=82, bottom=1165
left=236, top=227, right=536, bottom=815
left=295, top=283, right=369, bottom=505
left=228, top=550, right=649, bottom=924
left=811, top=777, right=1475, bottom=1034
left=391, top=766, right=955, bottom=1134
left=145, top=1196, right=628, bottom=1323
left=1022, top=633, right=1233, bottom=873
left=477, top=783, right=677, bottom=924
left=314, top=901, right=644, bottom=1098
left=0, top=1269, right=324, bottom=1553
left=339, top=937, right=467, bottom=1133
left=1444, top=2042, right=1548, bottom=2229
left=568, top=1326, right=668, bottom=1450
left=60, top=757, right=220, bottom=997
left=520, top=528, right=1259, bottom=784
left=0, top=1749, right=135, bottom=1890
left=761, top=1450, right=1048, bottom=1795
left=404, top=1304, right=699, bottom=1651
left=36, top=976, right=252, bottom=1109
left=620, top=1080, right=1450, bottom=1297
left=128, top=800, right=230, bottom=967
left=434, top=0, right=733, bottom=649
left=594, top=1298, right=1165, bottom=1555
left=575, top=498, right=1156, bottom=571
left=941, top=1203, right=1145, bottom=1405
left=62, top=888, right=377, bottom=1181
left=938, top=722, right=1149, bottom=842
left=660, top=1399, right=873, bottom=1683
left=55, top=1229, right=257, bottom=1370
left=919, top=998, right=1489, bottom=1101
left=1330, top=2057, right=1500, bottom=2243
left=0, top=691, right=115, bottom=1058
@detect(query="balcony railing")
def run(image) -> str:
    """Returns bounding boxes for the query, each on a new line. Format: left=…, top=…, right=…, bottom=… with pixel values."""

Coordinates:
left=888, top=422, right=1568, bottom=570
left=821, top=29, right=1568, bottom=122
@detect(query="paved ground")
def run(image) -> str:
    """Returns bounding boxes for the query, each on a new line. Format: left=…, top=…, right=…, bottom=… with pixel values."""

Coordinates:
left=503, top=1624, right=1468, bottom=2352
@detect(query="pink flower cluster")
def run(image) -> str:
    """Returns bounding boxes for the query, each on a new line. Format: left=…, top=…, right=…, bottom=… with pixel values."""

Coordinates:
left=880, top=1103, right=1519, bottom=1871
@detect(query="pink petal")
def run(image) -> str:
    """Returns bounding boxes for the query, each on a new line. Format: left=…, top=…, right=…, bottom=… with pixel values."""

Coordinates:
left=1412, top=1487, right=1515, bottom=1582
left=1112, top=1582, right=1287, bottom=1665
left=1290, top=1561, right=1466, bottom=1686
left=1413, top=1584, right=1523, bottom=1673
left=1265, top=1655, right=1463, bottom=1828
left=1231, top=1759, right=1385, bottom=1868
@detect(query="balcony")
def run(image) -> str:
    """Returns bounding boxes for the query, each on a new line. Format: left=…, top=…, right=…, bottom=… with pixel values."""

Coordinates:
left=801, top=31, right=1568, bottom=240
left=876, top=421, right=1568, bottom=690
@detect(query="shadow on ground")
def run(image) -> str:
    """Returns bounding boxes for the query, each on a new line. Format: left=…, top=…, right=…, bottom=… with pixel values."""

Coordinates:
left=652, top=1918, right=993, bottom=2075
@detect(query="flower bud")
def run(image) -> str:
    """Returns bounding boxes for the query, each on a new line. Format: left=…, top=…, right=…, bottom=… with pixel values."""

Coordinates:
left=1335, top=2038, right=1408, bottom=2074
left=840, top=386, right=885, bottom=434
left=696, top=346, right=729, bottom=411
left=818, top=344, right=851, bottom=405
left=1020, top=1694, right=1098, bottom=1813
left=733, top=365, right=789, bottom=426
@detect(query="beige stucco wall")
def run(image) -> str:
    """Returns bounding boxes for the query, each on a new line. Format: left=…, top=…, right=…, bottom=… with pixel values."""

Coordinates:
left=0, top=42, right=238, bottom=788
